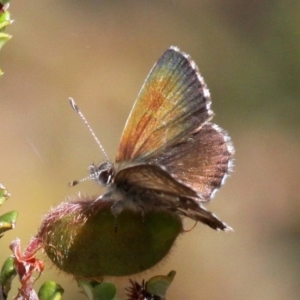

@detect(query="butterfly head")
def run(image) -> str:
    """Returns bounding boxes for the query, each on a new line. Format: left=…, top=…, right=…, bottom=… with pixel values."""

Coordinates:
left=69, top=161, right=114, bottom=187
left=89, top=161, right=114, bottom=186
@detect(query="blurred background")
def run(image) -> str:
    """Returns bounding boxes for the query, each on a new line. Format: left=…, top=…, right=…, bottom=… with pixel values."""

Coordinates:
left=1, top=1, right=300, bottom=299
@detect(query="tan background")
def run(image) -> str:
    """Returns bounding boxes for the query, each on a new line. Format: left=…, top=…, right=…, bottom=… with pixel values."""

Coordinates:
left=1, top=1, right=300, bottom=299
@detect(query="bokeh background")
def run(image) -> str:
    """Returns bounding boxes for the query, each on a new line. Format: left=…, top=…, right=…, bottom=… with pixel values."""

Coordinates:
left=1, top=1, right=300, bottom=299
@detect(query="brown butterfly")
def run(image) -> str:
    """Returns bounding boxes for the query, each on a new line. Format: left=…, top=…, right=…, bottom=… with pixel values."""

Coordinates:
left=70, top=46, right=234, bottom=231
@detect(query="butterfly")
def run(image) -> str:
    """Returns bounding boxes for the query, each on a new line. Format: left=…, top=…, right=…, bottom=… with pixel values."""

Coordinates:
left=70, top=46, right=234, bottom=231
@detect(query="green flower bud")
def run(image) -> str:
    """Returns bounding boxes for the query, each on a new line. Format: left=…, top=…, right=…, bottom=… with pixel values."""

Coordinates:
left=39, top=196, right=182, bottom=278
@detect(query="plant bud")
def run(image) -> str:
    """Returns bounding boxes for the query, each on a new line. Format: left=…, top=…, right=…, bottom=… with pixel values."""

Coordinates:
left=38, top=195, right=182, bottom=278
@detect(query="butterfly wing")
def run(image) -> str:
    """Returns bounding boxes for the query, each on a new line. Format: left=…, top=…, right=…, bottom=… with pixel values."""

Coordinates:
left=114, top=164, right=231, bottom=231
left=153, top=123, right=234, bottom=201
left=116, top=46, right=233, bottom=201
left=116, top=46, right=213, bottom=163
left=114, top=163, right=199, bottom=199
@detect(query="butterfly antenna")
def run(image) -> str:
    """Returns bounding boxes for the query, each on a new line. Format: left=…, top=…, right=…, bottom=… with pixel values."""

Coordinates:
left=69, top=174, right=93, bottom=187
left=69, top=97, right=109, bottom=162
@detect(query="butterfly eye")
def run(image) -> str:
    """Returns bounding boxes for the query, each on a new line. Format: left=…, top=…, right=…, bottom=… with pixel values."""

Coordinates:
left=98, top=168, right=113, bottom=185
left=89, top=162, right=114, bottom=186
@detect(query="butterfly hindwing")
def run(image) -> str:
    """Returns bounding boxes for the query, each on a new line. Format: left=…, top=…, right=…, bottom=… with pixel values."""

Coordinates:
left=151, top=123, right=234, bottom=201
left=114, top=163, right=199, bottom=199
left=114, top=163, right=231, bottom=231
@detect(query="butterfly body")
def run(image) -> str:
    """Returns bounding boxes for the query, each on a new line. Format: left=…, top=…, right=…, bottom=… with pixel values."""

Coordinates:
left=79, top=46, right=234, bottom=231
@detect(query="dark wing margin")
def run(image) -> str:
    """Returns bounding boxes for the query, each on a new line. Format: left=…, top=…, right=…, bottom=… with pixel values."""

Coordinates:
left=116, top=46, right=213, bottom=163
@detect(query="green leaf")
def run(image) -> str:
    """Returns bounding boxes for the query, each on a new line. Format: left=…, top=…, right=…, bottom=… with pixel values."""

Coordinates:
left=0, top=10, right=12, bottom=31
left=0, top=210, right=18, bottom=235
left=93, top=282, right=117, bottom=300
left=77, top=280, right=96, bottom=300
left=78, top=279, right=117, bottom=300
left=0, top=5, right=13, bottom=75
left=146, top=270, right=176, bottom=299
left=0, top=210, right=18, bottom=223
left=0, top=32, right=11, bottom=48
left=0, top=183, right=10, bottom=206
left=0, top=257, right=17, bottom=296
left=0, top=0, right=10, bottom=6
left=38, top=281, right=64, bottom=300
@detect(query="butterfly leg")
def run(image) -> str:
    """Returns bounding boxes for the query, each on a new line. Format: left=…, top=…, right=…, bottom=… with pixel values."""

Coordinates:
left=136, top=203, right=146, bottom=225
left=111, top=200, right=124, bottom=233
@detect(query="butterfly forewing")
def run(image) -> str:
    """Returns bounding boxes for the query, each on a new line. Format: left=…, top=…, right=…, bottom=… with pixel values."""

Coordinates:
left=116, top=46, right=213, bottom=163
